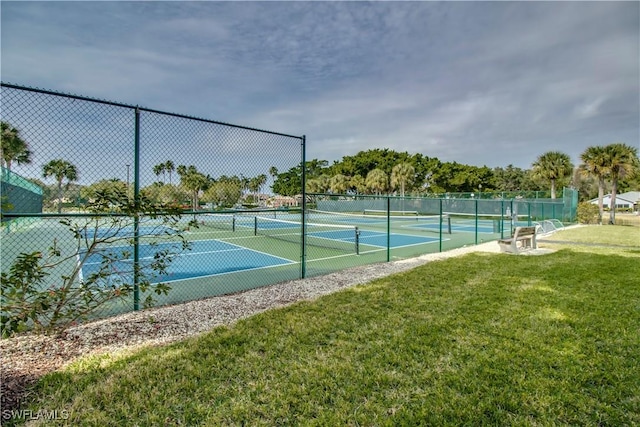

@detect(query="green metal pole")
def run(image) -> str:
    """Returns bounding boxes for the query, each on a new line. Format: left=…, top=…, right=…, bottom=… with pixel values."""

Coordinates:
left=439, top=198, right=443, bottom=252
left=300, top=135, right=307, bottom=279
left=133, top=107, right=141, bottom=311
left=386, top=197, right=391, bottom=262
left=501, top=199, right=505, bottom=239
left=474, top=198, right=479, bottom=245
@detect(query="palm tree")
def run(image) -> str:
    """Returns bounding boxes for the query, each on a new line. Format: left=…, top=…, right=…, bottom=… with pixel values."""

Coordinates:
left=580, top=145, right=609, bottom=224
left=366, top=169, right=387, bottom=195
left=239, top=174, right=250, bottom=197
left=329, top=174, right=349, bottom=194
left=269, top=166, right=278, bottom=179
left=350, top=174, right=366, bottom=194
left=43, top=159, right=78, bottom=213
left=165, top=160, right=175, bottom=184
left=306, top=178, right=323, bottom=193
left=177, top=165, right=208, bottom=211
left=531, top=151, right=574, bottom=199
left=256, top=174, right=267, bottom=205
left=306, top=174, right=331, bottom=193
left=603, top=143, right=639, bottom=224
left=153, top=163, right=166, bottom=183
left=248, top=177, right=261, bottom=204
left=391, top=162, right=415, bottom=197
left=1, top=121, right=32, bottom=171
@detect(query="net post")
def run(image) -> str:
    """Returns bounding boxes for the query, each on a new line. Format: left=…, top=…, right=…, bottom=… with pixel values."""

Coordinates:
left=254, top=216, right=258, bottom=236
left=232, top=215, right=236, bottom=232
left=445, top=214, right=452, bottom=234
left=355, top=226, right=360, bottom=255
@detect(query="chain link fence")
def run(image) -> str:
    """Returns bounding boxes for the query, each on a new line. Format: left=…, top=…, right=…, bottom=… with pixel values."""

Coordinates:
left=1, top=83, right=304, bottom=323
left=1, top=83, right=578, bottom=329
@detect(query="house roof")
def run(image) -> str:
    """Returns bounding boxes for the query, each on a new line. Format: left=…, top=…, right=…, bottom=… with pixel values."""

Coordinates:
left=589, top=194, right=636, bottom=204
left=619, top=191, right=640, bottom=201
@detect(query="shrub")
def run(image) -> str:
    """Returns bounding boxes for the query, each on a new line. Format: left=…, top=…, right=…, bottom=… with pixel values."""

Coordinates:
left=1, top=188, right=194, bottom=336
left=577, top=202, right=600, bottom=224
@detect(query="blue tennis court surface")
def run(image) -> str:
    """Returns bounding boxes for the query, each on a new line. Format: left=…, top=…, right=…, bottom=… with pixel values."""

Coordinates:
left=358, top=230, right=440, bottom=248
left=248, top=218, right=440, bottom=249
left=81, top=239, right=294, bottom=283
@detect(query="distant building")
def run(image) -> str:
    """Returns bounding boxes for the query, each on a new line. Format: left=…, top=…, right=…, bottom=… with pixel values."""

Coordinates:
left=268, top=195, right=299, bottom=208
left=589, top=191, right=639, bottom=211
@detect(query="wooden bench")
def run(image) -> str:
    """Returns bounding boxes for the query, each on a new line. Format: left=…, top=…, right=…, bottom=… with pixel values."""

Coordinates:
left=498, top=226, right=537, bottom=254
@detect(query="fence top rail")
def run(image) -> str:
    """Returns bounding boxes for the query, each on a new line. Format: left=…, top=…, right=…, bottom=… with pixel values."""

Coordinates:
left=1, top=82, right=304, bottom=140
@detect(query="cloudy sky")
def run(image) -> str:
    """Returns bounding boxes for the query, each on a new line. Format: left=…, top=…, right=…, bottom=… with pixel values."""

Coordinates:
left=2, top=1, right=639, bottom=172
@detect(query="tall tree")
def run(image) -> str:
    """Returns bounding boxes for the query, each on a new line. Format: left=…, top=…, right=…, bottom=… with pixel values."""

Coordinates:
left=202, top=177, right=242, bottom=208
left=268, top=166, right=279, bottom=178
left=602, top=143, right=640, bottom=224
left=305, top=159, right=329, bottom=178
left=43, top=159, right=78, bottom=213
left=366, top=168, right=387, bottom=195
left=165, top=160, right=175, bottom=184
left=1, top=121, right=32, bottom=171
left=329, top=174, right=349, bottom=194
left=248, top=176, right=265, bottom=204
left=306, top=174, right=330, bottom=193
left=492, top=164, right=533, bottom=192
left=580, top=146, right=609, bottom=224
left=271, top=166, right=302, bottom=197
left=177, top=165, right=208, bottom=211
left=256, top=174, right=267, bottom=200
left=350, top=174, right=367, bottom=194
left=531, top=151, right=574, bottom=199
left=391, top=162, right=415, bottom=197
left=153, top=163, right=166, bottom=183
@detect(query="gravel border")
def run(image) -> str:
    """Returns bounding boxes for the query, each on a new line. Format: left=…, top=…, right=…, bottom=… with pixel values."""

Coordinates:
left=1, top=242, right=504, bottom=412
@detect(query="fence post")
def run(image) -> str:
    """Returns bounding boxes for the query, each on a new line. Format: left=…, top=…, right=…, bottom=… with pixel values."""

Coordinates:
left=439, top=198, right=443, bottom=252
left=386, top=197, right=391, bottom=262
left=301, top=135, right=307, bottom=279
left=133, top=107, right=141, bottom=311
left=475, top=198, right=479, bottom=245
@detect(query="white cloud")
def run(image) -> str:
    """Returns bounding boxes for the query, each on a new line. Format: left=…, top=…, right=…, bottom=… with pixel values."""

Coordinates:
left=1, top=0, right=638, bottom=177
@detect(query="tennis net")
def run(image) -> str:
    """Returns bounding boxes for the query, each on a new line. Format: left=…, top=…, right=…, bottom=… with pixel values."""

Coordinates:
left=199, top=213, right=236, bottom=231
left=363, top=209, right=418, bottom=216
left=445, top=212, right=530, bottom=233
left=308, top=209, right=451, bottom=234
left=254, top=216, right=360, bottom=254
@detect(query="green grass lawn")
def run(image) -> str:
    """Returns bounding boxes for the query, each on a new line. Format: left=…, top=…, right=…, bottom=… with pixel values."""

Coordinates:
left=539, top=223, right=640, bottom=255
left=16, top=227, right=640, bottom=426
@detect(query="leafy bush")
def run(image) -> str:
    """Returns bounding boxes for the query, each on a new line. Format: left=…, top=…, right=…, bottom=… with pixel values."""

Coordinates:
left=1, top=188, right=194, bottom=336
left=576, top=202, right=600, bottom=224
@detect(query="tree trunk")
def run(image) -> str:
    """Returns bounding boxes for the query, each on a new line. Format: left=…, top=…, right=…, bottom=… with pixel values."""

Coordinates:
left=550, top=179, right=556, bottom=199
left=597, top=177, right=605, bottom=225
left=57, top=181, right=63, bottom=214
left=609, top=180, right=618, bottom=225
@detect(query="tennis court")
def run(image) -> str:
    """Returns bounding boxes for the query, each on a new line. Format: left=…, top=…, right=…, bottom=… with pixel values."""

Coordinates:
left=80, top=239, right=295, bottom=284
left=248, top=214, right=442, bottom=252
left=80, top=213, right=443, bottom=284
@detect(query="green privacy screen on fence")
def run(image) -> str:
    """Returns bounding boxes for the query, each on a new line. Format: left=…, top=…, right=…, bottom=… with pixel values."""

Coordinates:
left=1, top=83, right=577, bottom=326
